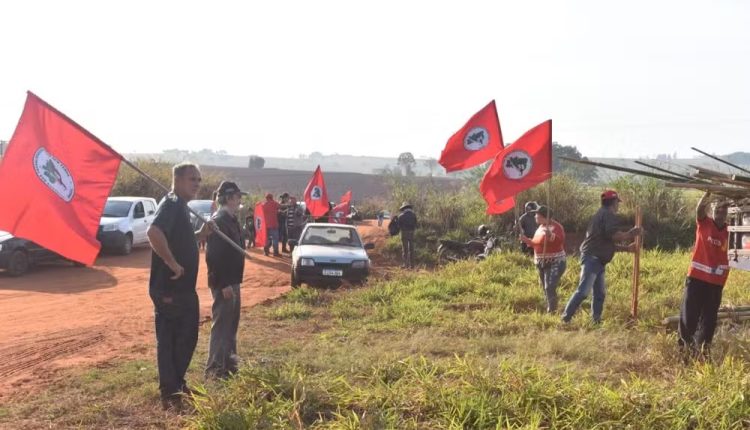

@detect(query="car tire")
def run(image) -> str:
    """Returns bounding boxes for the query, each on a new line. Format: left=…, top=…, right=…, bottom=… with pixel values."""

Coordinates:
left=8, top=250, right=30, bottom=277
left=291, top=269, right=301, bottom=288
left=119, top=234, right=133, bottom=255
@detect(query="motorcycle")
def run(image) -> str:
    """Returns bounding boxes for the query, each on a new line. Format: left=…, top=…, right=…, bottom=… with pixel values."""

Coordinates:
left=437, top=230, right=498, bottom=264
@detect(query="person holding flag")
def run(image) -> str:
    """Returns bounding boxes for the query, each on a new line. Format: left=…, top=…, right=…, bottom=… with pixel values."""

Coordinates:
left=262, top=193, right=281, bottom=256
left=146, top=162, right=214, bottom=410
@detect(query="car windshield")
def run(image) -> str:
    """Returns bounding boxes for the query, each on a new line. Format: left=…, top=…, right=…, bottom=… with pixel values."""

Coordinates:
left=188, top=200, right=213, bottom=214
left=102, top=200, right=132, bottom=218
left=300, top=226, right=362, bottom=247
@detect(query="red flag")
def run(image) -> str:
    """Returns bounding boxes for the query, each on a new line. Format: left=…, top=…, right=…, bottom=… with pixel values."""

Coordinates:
left=304, top=166, right=329, bottom=217
left=253, top=201, right=267, bottom=249
left=328, top=200, right=351, bottom=224
left=0, top=92, right=122, bottom=265
left=340, top=190, right=352, bottom=204
left=439, top=100, right=504, bottom=172
left=485, top=197, right=516, bottom=215
left=480, top=120, right=552, bottom=211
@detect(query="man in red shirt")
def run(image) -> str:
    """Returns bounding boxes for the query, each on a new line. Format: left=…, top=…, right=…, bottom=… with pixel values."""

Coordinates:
left=519, top=205, right=567, bottom=313
left=679, top=191, right=730, bottom=358
left=262, top=193, right=281, bottom=257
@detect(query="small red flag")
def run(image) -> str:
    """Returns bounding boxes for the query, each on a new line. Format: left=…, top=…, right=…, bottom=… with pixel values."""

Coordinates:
left=439, top=100, right=504, bottom=172
left=253, top=201, right=267, bottom=249
left=304, top=166, right=329, bottom=217
left=328, top=200, right=351, bottom=224
left=480, top=120, right=552, bottom=211
left=0, top=92, right=122, bottom=265
left=340, top=190, right=352, bottom=204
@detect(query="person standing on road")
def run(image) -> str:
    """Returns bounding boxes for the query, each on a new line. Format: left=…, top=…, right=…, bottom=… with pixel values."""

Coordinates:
left=678, top=192, right=731, bottom=359
left=561, top=190, right=641, bottom=324
left=286, top=197, right=304, bottom=251
left=377, top=210, right=385, bottom=227
left=243, top=214, right=255, bottom=248
left=262, top=193, right=281, bottom=256
left=279, top=193, right=290, bottom=253
left=205, top=181, right=247, bottom=379
left=518, top=201, right=539, bottom=256
left=519, top=206, right=567, bottom=314
left=147, top=162, right=213, bottom=410
left=395, top=202, right=418, bottom=269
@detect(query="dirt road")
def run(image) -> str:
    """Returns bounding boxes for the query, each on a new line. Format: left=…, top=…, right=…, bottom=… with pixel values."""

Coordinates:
left=0, top=221, right=387, bottom=398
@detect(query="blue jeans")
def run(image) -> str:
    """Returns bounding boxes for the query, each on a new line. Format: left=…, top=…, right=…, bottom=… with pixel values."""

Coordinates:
left=562, top=255, right=606, bottom=323
left=536, top=258, right=567, bottom=313
left=265, top=229, right=280, bottom=254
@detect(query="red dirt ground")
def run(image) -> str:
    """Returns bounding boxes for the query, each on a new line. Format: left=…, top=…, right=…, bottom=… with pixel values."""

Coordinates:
left=0, top=221, right=387, bottom=400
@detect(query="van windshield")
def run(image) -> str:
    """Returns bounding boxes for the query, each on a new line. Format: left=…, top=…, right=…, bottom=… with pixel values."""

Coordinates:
left=102, top=201, right=133, bottom=218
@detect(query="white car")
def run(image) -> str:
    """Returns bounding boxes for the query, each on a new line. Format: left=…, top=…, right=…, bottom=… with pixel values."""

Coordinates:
left=289, top=223, right=375, bottom=287
left=97, top=197, right=158, bottom=255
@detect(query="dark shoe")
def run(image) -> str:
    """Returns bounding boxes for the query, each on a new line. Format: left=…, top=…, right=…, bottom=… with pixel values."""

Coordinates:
left=161, top=394, right=183, bottom=411
left=264, top=249, right=269, bottom=256
left=182, top=385, right=199, bottom=397
left=273, top=252, right=281, bottom=257
left=282, top=248, right=290, bottom=253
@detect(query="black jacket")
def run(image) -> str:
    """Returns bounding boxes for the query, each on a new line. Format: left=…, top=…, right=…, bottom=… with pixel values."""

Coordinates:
left=397, top=209, right=418, bottom=231
left=206, top=209, right=245, bottom=290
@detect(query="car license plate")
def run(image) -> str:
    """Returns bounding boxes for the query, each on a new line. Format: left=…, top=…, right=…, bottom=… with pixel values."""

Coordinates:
left=322, top=269, right=343, bottom=277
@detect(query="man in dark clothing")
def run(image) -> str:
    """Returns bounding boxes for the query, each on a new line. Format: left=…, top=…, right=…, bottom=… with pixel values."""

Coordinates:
left=205, top=181, right=247, bottom=379
left=396, top=202, right=418, bottom=269
left=147, top=163, right=214, bottom=410
left=561, top=190, right=640, bottom=324
left=286, top=197, right=304, bottom=251
left=518, top=201, right=539, bottom=255
left=244, top=214, right=255, bottom=248
left=279, top=193, right=290, bottom=253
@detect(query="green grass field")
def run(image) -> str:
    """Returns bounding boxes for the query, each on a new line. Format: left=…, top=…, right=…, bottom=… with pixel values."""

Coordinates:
left=3, top=250, right=750, bottom=429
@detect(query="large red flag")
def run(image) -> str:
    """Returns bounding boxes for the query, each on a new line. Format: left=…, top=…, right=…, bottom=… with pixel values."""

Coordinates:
left=485, top=197, right=516, bottom=215
left=0, top=92, right=122, bottom=265
left=253, top=201, right=267, bottom=249
left=480, top=120, right=552, bottom=211
left=439, top=100, right=504, bottom=173
left=304, top=166, right=329, bottom=217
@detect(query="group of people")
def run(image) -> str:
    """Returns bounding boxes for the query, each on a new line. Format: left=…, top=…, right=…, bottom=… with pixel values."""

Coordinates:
left=518, top=189, right=731, bottom=360
left=255, top=192, right=306, bottom=256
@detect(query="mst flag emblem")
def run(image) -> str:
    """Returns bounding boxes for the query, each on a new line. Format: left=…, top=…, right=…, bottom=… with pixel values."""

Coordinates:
left=33, top=148, right=75, bottom=202
left=463, top=127, right=490, bottom=151
left=310, top=186, right=323, bottom=200
left=502, top=150, right=533, bottom=180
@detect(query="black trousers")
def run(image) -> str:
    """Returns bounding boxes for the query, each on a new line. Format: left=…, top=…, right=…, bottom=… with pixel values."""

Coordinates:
left=678, top=277, right=724, bottom=350
left=279, top=225, right=288, bottom=250
left=153, top=293, right=199, bottom=397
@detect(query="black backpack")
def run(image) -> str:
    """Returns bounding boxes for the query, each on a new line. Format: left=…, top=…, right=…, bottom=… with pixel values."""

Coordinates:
left=388, top=217, right=400, bottom=236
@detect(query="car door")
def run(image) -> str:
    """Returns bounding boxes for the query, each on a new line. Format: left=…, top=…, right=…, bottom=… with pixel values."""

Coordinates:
left=131, top=201, right=148, bottom=245
left=144, top=200, right=157, bottom=229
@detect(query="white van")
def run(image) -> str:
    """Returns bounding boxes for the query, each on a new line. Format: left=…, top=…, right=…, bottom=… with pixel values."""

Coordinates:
left=98, top=197, right=158, bottom=255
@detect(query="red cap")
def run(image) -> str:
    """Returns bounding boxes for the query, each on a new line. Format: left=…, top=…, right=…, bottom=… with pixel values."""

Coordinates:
left=600, top=190, right=621, bottom=202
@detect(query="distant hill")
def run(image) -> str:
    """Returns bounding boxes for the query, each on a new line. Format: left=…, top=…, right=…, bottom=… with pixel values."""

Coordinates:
left=590, top=154, right=750, bottom=183
left=200, top=165, right=461, bottom=202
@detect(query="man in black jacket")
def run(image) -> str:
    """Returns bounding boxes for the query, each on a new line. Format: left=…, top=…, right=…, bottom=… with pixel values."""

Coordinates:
left=396, top=202, right=418, bottom=269
left=205, top=181, right=247, bottom=379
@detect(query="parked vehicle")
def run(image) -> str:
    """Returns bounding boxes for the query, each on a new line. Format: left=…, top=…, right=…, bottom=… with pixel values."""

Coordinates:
left=288, top=223, right=375, bottom=287
left=437, top=225, right=498, bottom=264
left=97, top=197, right=158, bottom=255
left=188, top=199, right=214, bottom=231
left=0, top=231, right=81, bottom=276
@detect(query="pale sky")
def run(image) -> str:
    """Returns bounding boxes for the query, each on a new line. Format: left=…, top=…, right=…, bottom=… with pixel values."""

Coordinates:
left=1, top=1, right=748, bottom=160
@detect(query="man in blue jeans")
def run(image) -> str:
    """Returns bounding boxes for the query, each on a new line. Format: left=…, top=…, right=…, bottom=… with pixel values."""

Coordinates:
left=561, top=190, right=641, bottom=324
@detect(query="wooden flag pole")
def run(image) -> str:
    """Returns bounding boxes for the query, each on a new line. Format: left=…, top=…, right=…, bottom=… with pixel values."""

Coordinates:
left=630, top=206, right=643, bottom=320
left=121, top=158, right=253, bottom=261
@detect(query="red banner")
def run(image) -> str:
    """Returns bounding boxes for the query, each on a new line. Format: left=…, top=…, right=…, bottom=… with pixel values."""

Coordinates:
left=480, top=120, right=552, bottom=212
left=439, top=100, right=504, bottom=172
left=328, top=201, right=351, bottom=224
left=304, top=166, right=329, bottom=217
left=0, top=92, right=122, bottom=265
left=253, top=201, right=267, bottom=249
left=340, top=190, right=352, bottom=204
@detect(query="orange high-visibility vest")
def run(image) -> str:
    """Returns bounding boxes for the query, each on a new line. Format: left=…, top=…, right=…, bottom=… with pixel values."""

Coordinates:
left=688, top=217, right=729, bottom=286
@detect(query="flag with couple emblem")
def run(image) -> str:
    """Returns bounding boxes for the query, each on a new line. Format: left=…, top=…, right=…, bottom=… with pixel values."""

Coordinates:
left=304, top=165, right=329, bottom=218
left=0, top=92, right=122, bottom=265
left=439, top=100, right=504, bottom=173
left=480, top=120, right=552, bottom=213
left=329, top=190, right=352, bottom=224
left=253, top=201, right=267, bottom=249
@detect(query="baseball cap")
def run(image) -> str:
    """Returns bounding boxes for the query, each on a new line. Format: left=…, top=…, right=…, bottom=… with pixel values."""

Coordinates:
left=216, top=181, right=248, bottom=197
left=600, top=190, right=622, bottom=202
left=533, top=205, right=552, bottom=218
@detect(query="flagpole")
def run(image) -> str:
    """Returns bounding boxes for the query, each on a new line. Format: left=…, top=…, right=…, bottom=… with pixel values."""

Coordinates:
left=120, top=158, right=253, bottom=260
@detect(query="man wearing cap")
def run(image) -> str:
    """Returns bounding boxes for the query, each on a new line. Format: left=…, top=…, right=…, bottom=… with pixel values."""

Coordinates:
left=205, top=181, right=247, bottom=379
left=395, top=202, right=418, bottom=268
left=147, top=162, right=214, bottom=409
left=278, top=192, right=290, bottom=253
left=262, top=193, right=281, bottom=256
left=519, top=205, right=567, bottom=313
left=678, top=192, right=730, bottom=359
left=561, top=190, right=641, bottom=324
left=518, top=201, right=539, bottom=256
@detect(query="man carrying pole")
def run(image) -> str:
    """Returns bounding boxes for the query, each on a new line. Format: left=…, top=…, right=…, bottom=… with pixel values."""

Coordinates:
left=147, top=162, right=214, bottom=410
left=678, top=192, right=731, bottom=360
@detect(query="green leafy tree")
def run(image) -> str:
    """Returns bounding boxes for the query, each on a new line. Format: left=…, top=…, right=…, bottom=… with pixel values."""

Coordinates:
left=397, top=152, right=416, bottom=176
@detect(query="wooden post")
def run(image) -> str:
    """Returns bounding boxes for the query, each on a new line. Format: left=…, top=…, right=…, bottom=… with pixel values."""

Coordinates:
left=630, top=206, right=643, bottom=320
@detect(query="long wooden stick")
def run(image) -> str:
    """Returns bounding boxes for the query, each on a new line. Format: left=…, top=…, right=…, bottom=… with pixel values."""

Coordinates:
left=634, top=161, right=696, bottom=181
left=559, top=157, right=690, bottom=182
left=630, top=206, right=642, bottom=320
left=691, top=147, right=750, bottom=175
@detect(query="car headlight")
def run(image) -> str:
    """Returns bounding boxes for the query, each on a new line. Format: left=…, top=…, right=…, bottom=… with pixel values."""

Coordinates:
left=102, top=224, right=119, bottom=232
left=300, top=258, right=315, bottom=267
left=351, top=260, right=369, bottom=269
